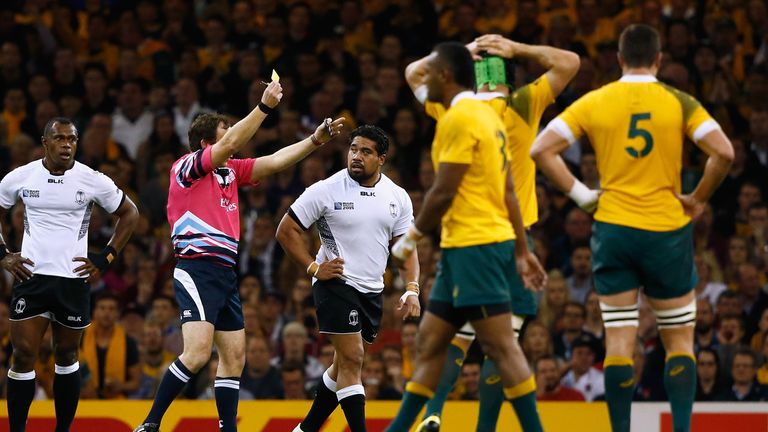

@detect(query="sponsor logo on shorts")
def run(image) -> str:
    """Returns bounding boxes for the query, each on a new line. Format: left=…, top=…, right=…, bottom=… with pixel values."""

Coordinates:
left=22, top=189, right=40, bottom=198
left=348, top=309, right=359, bottom=326
left=182, top=310, right=192, bottom=318
left=334, top=202, right=354, bottom=210
left=67, top=316, right=82, bottom=322
left=14, top=298, right=26, bottom=314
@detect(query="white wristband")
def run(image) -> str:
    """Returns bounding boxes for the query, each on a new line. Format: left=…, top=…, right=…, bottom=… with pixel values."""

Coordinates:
left=567, top=180, right=599, bottom=211
left=400, top=290, right=418, bottom=304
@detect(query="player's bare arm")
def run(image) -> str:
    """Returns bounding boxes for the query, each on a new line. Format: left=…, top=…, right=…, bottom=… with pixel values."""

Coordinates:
left=0, top=209, right=34, bottom=282
left=73, top=195, right=139, bottom=283
left=391, top=162, right=469, bottom=264
left=275, top=214, right=344, bottom=281
left=251, top=117, right=345, bottom=182
left=505, top=169, right=546, bottom=291
left=679, top=129, right=734, bottom=218
left=531, top=130, right=599, bottom=212
left=390, top=235, right=421, bottom=320
left=209, top=80, right=283, bottom=168
left=475, top=35, right=580, bottom=96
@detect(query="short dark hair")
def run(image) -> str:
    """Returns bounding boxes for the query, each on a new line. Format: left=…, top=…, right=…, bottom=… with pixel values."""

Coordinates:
left=349, top=125, right=389, bottom=155
left=281, top=361, right=306, bottom=376
left=734, top=347, right=757, bottom=366
left=619, top=24, right=661, bottom=68
left=534, top=355, right=559, bottom=372
left=188, top=113, right=230, bottom=151
left=43, top=117, right=76, bottom=138
left=94, top=291, right=121, bottom=309
left=434, top=42, right=475, bottom=89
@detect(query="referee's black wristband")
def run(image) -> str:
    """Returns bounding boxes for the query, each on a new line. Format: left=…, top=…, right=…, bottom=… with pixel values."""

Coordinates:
left=0, top=244, right=8, bottom=261
left=89, top=246, right=117, bottom=272
left=258, top=102, right=276, bottom=116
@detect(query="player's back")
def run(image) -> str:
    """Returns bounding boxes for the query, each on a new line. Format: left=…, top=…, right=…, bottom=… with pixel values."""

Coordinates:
left=432, top=95, right=514, bottom=248
left=555, top=75, right=717, bottom=231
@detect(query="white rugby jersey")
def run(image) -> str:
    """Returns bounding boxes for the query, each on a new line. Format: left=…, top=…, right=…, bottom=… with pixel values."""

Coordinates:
left=0, top=160, right=124, bottom=279
left=289, top=169, right=413, bottom=294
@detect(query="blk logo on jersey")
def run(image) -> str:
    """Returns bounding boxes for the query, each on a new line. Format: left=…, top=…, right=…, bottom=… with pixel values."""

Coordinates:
left=22, top=189, right=39, bottom=198
left=360, top=191, right=375, bottom=197
left=334, top=202, right=354, bottom=210
left=67, top=315, right=82, bottom=322
left=75, top=190, right=87, bottom=205
left=48, top=178, right=63, bottom=184
left=348, top=309, right=359, bottom=326
left=14, top=298, right=26, bottom=314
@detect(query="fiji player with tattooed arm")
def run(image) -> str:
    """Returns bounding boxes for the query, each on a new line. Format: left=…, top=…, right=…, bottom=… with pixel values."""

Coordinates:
left=532, top=24, right=734, bottom=432
left=277, top=125, right=420, bottom=432
left=133, top=79, right=345, bottom=432
left=403, top=34, right=579, bottom=431
left=0, top=117, right=139, bottom=432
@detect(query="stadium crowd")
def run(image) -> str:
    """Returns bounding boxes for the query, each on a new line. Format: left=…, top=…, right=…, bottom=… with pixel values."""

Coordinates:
left=0, top=0, right=767, bottom=404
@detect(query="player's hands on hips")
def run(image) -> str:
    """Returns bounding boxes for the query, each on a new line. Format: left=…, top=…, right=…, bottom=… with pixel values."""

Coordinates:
left=677, top=194, right=705, bottom=219
left=1, top=253, right=34, bottom=281
left=475, top=34, right=520, bottom=59
left=315, top=257, right=344, bottom=280
left=73, top=257, right=101, bottom=284
left=313, top=117, right=346, bottom=145
left=398, top=293, right=421, bottom=320
left=391, top=227, right=423, bottom=267
left=261, top=80, right=283, bottom=108
left=516, top=251, right=547, bottom=292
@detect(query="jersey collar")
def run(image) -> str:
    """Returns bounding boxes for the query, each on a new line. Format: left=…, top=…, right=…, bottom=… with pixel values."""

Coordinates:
left=619, top=74, right=658, bottom=83
left=450, top=90, right=476, bottom=107
left=473, top=91, right=506, bottom=100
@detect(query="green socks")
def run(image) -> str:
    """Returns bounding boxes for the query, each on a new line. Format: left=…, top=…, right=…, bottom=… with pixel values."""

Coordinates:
left=664, top=353, right=696, bottom=432
left=424, top=342, right=466, bottom=418
left=385, top=382, right=434, bottom=432
left=604, top=356, right=635, bottom=432
left=504, top=376, right=543, bottom=432
left=476, top=359, right=504, bottom=432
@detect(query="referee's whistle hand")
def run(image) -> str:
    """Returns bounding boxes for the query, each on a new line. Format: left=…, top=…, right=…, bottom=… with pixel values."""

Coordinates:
left=315, top=258, right=344, bottom=281
left=1, top=253, right=34, bottom=281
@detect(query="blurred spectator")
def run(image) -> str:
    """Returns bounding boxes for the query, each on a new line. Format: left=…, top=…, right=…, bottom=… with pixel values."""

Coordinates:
left=552, top=208, right=592, bottom=271
left=362, top=353, right=402, bottom=400
left=400, top=320, right=418, bottom=381
left=132, top=320, right=175, bottom=399
left=695, top=299, right=719, bottom=351
left=281, top=361, right=309, bottom=400
left=80, top=293, right=141, bottom=399
left=270, top=322, right=323, bottom=385
left=717, top=315, right=747, bottom=373
left=716, top=348, right=768, bottom=401
left=583, top=292, right=604, bottom=339
left=537, top=270, right=570, bottom=331
left=694, top=254, right=727, bottom=307
left=458, top=360, right=481, bottom=400
left=696, top=348, right=727, bottom=401
left=259, top=291, right=288, bottom=352
left=522, top=321, right=557, bottom=369
left=536, top=355, right=585, bottom=401
left=561, top=334, right=604, bottom=401
left=173, top=78, right=208, bottom=148
left=111, top=79, right=154, bottom=159
left=554, top=302, right=595, bottom=360
left=566, top=245, right=593, bottom=304
left=149, top=296, right=183, bottom=356
left=736, top=263, right=768, bottom=335
left=242, top=337, right=283, bottom=399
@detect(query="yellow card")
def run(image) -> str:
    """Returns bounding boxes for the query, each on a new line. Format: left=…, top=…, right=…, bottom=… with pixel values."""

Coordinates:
left=271, top=69, right=280, bottom=82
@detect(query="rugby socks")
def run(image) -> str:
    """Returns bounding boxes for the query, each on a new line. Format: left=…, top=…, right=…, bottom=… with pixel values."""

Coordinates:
left=384, top=382, right=434, bottom=432
left=664, top=353, right=696, bottom=432
left=145, top=359, right=195, bottom=425
left=504, top=376, right=542, bottom=432
left=476, top=358, right=504, bottom=432
left=604, top=356, right=635, bottom=432
left=301, top=370, right=339, bottom=432
left=7, top=369, right=37, bottom=432
left=215, top=376, right=240, bottom=432
left=337, top=384, right=367, bottom=432
left=424, top=342, right=466, bottom=418
left=54, top=362, right=81, bottom=432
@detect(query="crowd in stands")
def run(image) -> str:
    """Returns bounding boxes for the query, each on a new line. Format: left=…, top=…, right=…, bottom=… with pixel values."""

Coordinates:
left=0, top=0, right=767, bottom=403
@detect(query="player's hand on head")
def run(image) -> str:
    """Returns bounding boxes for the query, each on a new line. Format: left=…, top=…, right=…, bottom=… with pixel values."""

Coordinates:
left=313, top=117, right=346, bottom=145
left=315, top=257, right=344, bottom=280
left=475, top=34, right=518, bottom=59
left=677, top=194, right=705, bottom=220
left=73, top=256, right=101, bottom=284
left=398, top=293, right=421, bottom=320
left=261, top=81, right=283, bottom=108
left=517, top=251, right=547, bottom=292
left=0, top=253, right=34, bottom=282
left=466, top=41, right=483, bottom=61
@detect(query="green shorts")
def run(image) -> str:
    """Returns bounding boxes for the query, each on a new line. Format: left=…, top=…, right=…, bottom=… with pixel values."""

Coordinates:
left=508, top=233, right=537, bottom=316
left=591, top=221, right=697, bottom=300
left=431, top=240, right=514, bottom=308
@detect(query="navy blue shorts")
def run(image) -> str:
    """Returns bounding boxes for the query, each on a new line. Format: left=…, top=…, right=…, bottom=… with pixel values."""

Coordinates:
left=173, top=259, right=243, bottom=331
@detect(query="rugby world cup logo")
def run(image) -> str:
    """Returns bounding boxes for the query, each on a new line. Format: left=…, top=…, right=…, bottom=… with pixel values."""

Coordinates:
left=14, top=298, right=26, bottom=314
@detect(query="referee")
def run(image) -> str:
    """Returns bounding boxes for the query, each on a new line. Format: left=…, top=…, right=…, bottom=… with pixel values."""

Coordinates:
left=0, top=117, right=139, bottom=432
left=276, top=125, right=420, bottom=432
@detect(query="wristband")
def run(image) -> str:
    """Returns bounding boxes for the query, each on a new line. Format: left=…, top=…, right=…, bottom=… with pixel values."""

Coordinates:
left=567, top=180, right=599, bottom=211
left=406, top=281, right=420, bottom=294
left=400, top=290, right=418, bottom=304
left=258, top=102, right=276, bottom=115
left=306, top=261, right=320, bottom=277
left=0, top=244, right=8, bottom=261
left=89, top=245, right=117, bottom=272
left=310, top=134, right=324, bottom=146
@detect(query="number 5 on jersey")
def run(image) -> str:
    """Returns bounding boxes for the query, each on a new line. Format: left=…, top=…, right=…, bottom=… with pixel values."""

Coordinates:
left=626, top=112, right=654, bottom=158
